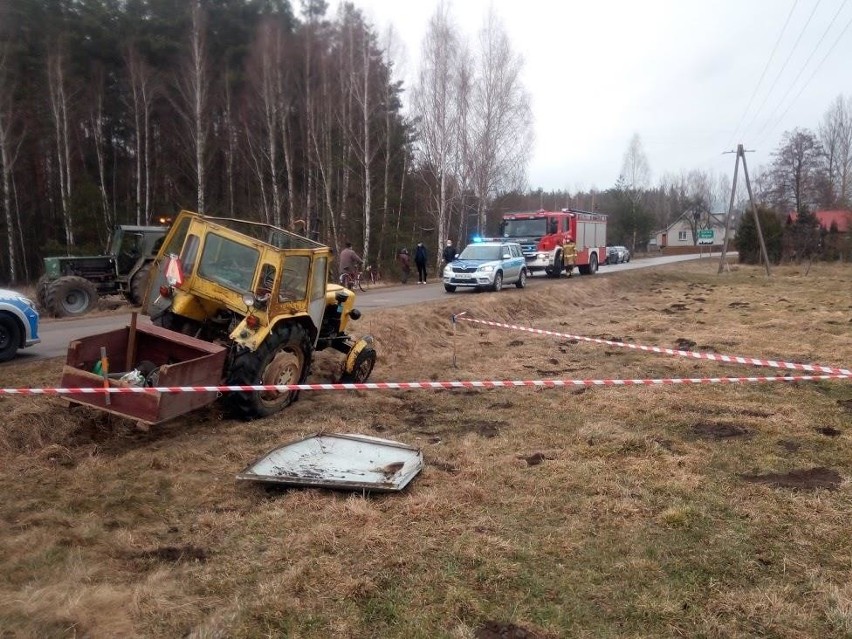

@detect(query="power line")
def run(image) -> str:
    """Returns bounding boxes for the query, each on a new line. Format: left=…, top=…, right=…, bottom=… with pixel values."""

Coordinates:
left=727, top=0, right=799, bottom=147
left=753, top=0, right=849, bottom=142
left=740, top=0, right=823, bottom=141
left=756, top=8, right=852, bottom=147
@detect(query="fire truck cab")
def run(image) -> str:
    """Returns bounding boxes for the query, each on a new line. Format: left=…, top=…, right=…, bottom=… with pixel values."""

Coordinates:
left=499, top=209, right=607, bottom=277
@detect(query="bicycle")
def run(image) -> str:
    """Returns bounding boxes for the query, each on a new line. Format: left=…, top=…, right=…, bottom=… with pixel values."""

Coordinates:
left=339, top=267, right=368, bottom=292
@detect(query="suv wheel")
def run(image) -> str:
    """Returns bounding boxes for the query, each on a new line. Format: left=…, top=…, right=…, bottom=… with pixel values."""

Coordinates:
left=515, top=269, right=527, bottom=289
left=491, top=271, right=503, bottom=292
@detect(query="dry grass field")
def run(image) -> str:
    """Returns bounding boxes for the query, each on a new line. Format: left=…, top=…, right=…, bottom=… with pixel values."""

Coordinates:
left=0, top=260, right=850, bottom=638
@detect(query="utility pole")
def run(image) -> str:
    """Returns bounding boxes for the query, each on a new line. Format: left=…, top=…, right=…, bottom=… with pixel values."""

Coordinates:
left=718, top=144, right=771, bottom=276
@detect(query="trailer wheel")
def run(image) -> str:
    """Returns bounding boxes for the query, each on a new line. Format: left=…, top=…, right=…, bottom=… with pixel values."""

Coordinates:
left=226, top=323, right=312, bottom=419
left=129, top=263, right=153, bottom=306
left=44, top=276, right=98, bottom=317
left=340, top=346, right=376, bottom=383
left=0, top=314, right=21, bottom=363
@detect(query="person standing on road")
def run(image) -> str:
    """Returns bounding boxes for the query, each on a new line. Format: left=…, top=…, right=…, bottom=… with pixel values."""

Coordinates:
left=442, top=239, right=456, bottom=267
left=414, top=242, right=428, bottom=284
left=339, top=242, right=363, bottom=279
left=397, top=248, right=411, bottom=284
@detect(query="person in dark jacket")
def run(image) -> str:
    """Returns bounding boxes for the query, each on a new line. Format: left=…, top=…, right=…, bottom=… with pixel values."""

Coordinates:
left=397, top=248, right=411, bottom=284
left=414, top=242, right=428, bottom=284
left=442, top=239, right=456, bottom=266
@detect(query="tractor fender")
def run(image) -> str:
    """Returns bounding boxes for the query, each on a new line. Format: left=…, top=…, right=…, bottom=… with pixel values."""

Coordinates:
left=231, top=313, right=316, bottom=352
left=343, top=335, right=375, bottom=376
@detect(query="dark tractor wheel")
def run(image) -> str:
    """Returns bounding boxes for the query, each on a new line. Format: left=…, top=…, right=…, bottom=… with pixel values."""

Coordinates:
left=226, top=323, right=312, bottom=419
left=515, top=269, right=527, bottom=289
left=36, top=275, right=50, bottom=310
left=44, top=276, right=98, bottom=317
left=340, top=346, right=377, bottom=383
left=129, top=262, right=153, bottom=306
left=444, top=284, right=457, bottom=293
left=491, top=271, right=503, bottom=292
left=0, top=314, right=21, bottom=363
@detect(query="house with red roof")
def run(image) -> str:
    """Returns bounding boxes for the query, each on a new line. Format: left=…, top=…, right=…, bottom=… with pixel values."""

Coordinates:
left=786, top=210, right=851, bottom=233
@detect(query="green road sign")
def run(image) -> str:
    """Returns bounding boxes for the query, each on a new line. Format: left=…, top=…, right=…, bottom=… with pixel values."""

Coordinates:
left=697, top=229, right=715, bottom=245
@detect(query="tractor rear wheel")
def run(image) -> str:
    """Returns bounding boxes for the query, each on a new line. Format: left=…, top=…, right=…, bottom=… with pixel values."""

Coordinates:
left=129, top=262, right=153, bottom=306
left=44, top=276, right=98, bottom=317
left=226, top=323, right=312, bottom=419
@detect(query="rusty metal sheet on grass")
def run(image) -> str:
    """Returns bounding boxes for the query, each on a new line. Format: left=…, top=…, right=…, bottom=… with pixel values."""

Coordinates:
left=237, top=433, right=423, bottom=492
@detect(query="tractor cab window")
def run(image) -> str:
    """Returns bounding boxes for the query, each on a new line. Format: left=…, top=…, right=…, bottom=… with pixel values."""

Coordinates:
left=280, top=255, right=310, bottom=302
left=116, top=232, right=143, bottom=272
left=198, top=233, right=259, bottom=293
left=311, top=256, right=328, bottom=302
left=258, top=263, right=276, bottom=296
left=181, top=234, right=200, bottom=277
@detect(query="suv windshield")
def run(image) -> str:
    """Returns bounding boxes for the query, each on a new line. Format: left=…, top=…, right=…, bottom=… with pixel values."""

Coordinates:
left=459, top=245, right=503, bottom=261
left=198, top=232, right=260, bottom=292
left=502, top=218, right=547, bottom=238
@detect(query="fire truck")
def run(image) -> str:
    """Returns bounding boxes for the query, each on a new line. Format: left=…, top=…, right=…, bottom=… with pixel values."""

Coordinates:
left=497, top=208, right=607, bottom=277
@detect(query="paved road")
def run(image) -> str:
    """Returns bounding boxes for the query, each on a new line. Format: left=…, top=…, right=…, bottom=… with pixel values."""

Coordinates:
left=9, top=251, right=724, bottom=363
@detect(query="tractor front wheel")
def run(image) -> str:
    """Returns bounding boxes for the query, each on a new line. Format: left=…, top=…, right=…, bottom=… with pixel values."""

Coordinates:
left=44, top=276, right=98, bottom=317
left=226, top=323, right=312, bottom=419
left=340, top=346, right=376, bottom=383
left=36, top=275, right=50, bottom=311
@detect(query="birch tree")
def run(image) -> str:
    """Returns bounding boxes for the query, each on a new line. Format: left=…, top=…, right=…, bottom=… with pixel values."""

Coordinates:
left=469, top=9, right=532, bottom=233
left=174, top=0, right=210, bottom=213
left=818, top=95, right=852, bottom=207
left=126, top=47, right=155, bottom=224
left=412, top=2, right=460, bottom=265
left=0, top=46, right=21, bottom=281
left=47, top=47, right=74, bottom=247
left=245, top=19, right=284, bottom=225
left=343, top=10, right=381, bottom=261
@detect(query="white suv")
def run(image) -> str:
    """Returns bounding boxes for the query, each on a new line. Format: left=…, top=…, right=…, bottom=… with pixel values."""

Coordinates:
left=443, top=242, right=528, bottom=292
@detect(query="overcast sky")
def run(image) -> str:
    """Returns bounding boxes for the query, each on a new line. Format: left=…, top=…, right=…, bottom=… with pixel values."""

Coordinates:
left=331, top=0, right=852, bottom=192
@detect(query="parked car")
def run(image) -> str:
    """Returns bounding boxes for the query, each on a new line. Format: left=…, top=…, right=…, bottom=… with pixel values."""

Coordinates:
left=607, top=245, right=630, bottom=264
left=0, top=288, right=40, bottom=363
left=443, top=241, right=528, bottom=292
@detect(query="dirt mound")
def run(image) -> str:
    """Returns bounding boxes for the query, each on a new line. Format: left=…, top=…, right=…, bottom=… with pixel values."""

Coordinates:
left=476, top=621, right=540, bottom=639
left=740, top=467, right=842, bottom=490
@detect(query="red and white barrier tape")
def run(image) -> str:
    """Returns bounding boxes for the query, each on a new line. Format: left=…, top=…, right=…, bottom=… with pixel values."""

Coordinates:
left=453, top=315, right=851, bottom=376
left=0, top=374, right=848, bottom=396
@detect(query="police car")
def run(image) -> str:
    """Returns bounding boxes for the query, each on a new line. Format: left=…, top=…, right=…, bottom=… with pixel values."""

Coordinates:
left=443, top=241, right=528, bottom=292
left=0, top=288, right=40, bottom=363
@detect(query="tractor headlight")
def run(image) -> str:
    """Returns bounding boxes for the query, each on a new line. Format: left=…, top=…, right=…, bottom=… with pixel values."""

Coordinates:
left=242, top=292, right=256, bottom=308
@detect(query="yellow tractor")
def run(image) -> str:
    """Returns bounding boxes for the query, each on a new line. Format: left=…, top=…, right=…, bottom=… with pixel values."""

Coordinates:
left=60, top=211, right=376, bottom=423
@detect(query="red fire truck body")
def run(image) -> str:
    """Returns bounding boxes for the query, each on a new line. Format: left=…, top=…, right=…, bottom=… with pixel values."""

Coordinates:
left=498, top=209, right=607, bottom=277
